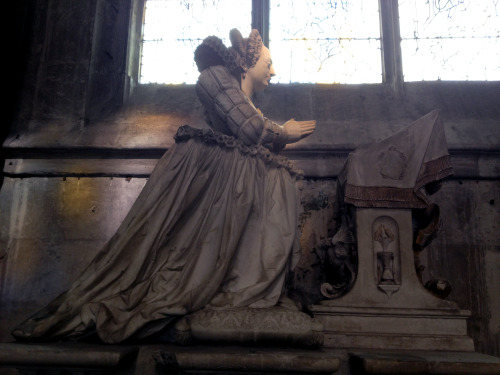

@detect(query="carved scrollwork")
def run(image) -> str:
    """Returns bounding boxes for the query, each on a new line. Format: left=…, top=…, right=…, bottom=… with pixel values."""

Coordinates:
left=319, top=218, right=358, bottom=300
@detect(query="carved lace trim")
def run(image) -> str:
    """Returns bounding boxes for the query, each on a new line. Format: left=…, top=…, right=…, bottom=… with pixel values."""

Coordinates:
left=415, top=155, right=453, bottom=191
left=345, top=155, right=453, bottom=208
left=174, top=125, right=303, bottom=178
left=345, top=185, right=428, bottom=208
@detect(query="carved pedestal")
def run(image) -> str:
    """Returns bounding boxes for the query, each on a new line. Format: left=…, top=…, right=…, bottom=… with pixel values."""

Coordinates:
left=310, top=208, right=474, bottom=351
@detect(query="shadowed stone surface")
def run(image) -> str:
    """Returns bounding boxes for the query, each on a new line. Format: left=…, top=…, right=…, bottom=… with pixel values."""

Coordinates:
left=0, top=343, right=340, bottom=375
left=350, top=351, right=500, bottom=374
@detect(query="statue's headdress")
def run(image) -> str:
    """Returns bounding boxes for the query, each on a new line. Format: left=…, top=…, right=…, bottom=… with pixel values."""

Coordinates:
left=229, top=29, right=263, bottom=72
left=194, top=29, right=263, bottom=76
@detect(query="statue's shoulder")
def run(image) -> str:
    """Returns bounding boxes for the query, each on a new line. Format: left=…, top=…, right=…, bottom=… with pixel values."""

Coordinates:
left=196, top=66, right=241, bottom=111
left=198, top=65, right=238, bottom=90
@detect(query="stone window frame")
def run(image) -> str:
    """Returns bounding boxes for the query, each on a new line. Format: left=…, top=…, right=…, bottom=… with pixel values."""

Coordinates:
left=132, top=0, right=404, bottom=97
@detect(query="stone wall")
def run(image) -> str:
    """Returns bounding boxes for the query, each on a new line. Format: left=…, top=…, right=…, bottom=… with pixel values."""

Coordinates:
left=1, top=0, right=499, bottom=360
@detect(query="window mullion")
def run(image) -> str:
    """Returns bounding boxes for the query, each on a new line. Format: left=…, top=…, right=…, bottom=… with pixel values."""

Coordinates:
left=379, top=0, right=404, bottom=97
left=252, top=0, right=269, bottom=48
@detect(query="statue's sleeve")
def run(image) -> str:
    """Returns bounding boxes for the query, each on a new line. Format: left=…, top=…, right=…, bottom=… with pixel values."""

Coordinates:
left=196, top=65, right=286, bottom=151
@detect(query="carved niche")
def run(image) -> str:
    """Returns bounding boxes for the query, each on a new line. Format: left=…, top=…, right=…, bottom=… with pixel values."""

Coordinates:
left=372, top=216, right=401, bottom=296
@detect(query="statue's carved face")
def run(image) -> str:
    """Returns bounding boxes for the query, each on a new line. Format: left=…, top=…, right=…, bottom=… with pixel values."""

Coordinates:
left=246, top=46, right=276, bottom=92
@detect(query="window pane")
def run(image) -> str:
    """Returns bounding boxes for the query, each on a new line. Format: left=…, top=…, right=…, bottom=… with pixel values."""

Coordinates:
left=399, top=0, right=500, bottom=81
left=140, top=0, right=251, bottom=84
left=270, top=1, right=382, bottom=84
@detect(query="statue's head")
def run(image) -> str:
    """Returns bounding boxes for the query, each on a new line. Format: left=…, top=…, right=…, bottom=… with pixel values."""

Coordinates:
left=230, top=29, right=275, bottom=93
left=194, top=29, right=275, bottom=92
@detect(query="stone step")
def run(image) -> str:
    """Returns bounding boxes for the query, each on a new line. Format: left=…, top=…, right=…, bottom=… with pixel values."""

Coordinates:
left=350, top=350, right=500, bottom=374
left=0, top=343, right=340, bottom=375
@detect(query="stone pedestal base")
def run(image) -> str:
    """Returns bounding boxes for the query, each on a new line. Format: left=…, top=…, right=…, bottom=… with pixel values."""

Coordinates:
left=312, top=208, right=475, bottom=352
left=310, top=305, right=474, bottom=351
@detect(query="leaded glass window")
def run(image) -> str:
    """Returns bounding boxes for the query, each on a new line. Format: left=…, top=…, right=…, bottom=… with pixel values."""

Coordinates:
left=399, top=0, right=500, bottom=81
left=140, top=0, right=500, bottom=84
left=140, top=0, right=251, bottom=84
left=269, top=1, right=382, bottom=83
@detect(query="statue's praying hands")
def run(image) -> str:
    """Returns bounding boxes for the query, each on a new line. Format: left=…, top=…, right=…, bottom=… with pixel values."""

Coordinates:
left=282, top=119, right=316, bottom=144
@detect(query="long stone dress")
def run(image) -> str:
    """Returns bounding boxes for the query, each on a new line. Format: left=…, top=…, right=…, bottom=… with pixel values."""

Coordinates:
left=12, top=65, right=302, bottom=344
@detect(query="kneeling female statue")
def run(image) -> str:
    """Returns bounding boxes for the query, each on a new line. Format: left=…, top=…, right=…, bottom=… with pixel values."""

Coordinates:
left=12, top=29, right=316, bottom=344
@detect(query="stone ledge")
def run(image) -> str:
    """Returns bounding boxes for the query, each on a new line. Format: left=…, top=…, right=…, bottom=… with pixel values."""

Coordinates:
left=0, top=343, right=340, bottom=375
left=0, top=342, right=138, bottom=368
left=3, top=151, right=498, bottom=179
left=145, top=346, right=340, bottom=374
left=349, top=351, right=500, bottom=374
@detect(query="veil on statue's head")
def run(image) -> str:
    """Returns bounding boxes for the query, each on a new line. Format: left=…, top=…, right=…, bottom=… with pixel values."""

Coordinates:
left=194, top=29, right=263, bottom=78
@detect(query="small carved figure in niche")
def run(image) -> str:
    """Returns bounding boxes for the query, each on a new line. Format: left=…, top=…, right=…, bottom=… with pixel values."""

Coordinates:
left=11, top=29, right=316, bottom=344
left=371, top=216, right=401, bottom=297
left=374, top=224, right=395, bottom=250
left=374, top=224, right=396, bottom=283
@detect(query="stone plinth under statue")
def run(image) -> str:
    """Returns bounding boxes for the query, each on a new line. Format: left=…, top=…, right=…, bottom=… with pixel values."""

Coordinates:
left=313, top=207, right=473, bottom=351
left=310, top=110, right=474, bottom=351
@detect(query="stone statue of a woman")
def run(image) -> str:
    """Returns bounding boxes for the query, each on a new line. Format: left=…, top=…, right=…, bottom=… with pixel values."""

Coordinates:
left=12, top=29, right=316, bottom=344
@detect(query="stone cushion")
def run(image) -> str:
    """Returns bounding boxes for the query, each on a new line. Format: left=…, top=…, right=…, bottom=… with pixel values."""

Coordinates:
left=177, top=307, right=324, bottom=347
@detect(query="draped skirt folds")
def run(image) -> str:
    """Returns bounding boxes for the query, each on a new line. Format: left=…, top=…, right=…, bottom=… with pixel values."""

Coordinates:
left=12, top=126, right=302, bottom=344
